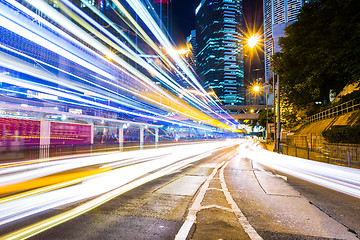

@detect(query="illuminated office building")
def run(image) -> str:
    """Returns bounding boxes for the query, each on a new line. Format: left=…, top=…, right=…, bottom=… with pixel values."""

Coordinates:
left=195, top=0, right=244, bottom=106
left=264, top=0, right=309, bottom=81
left=152, top=0, right=172, bottom=36
left=186, top=30, right=197, bottom=72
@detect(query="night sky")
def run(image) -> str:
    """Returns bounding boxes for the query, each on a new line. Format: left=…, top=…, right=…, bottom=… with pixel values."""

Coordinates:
left=171, top=0, right=201, bottom=46
left=172, top=0, right=263, bottom=45
left=171, top=0, right=264, bottom=84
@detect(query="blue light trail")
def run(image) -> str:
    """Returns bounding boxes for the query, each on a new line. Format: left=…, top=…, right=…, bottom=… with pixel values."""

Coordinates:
left=0, top=0, right=238, bottom=133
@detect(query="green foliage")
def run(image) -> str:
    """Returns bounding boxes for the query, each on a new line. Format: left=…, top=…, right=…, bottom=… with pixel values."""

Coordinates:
left=335, top=88, right=360, bottom=106
left=323, top=125, right=360, bottom=144
left=307, top=88, right=360, bottom=117
left=273, top=0, right=360, bottom=111
left=280, top=101, right=305, bottom=130
left=257, top=108, right=274, bottom=128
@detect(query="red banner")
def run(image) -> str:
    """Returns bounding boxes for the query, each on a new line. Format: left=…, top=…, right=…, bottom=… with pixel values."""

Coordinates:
left=50, top=122, right=92, bottom=145
left=0, top=118, right=40, bottom=147
left=154, top=0, right=169, bottom=4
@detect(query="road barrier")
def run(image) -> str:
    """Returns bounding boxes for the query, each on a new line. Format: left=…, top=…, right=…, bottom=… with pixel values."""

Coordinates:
left=305, top=98, right=360, bottom=124
left=279, top=143, right=360, bottom=169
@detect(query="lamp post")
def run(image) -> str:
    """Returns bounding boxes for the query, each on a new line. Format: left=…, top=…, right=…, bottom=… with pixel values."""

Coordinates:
left=252, top=84, right=260, bottom=105
left=251, top=83, right=270, bottom=140
left=262, top=37, right=279, bottom=151
left=270, top=38, right=280, bottom=152
left=276, top=75, right=280, bottom=152
left=268, top=38, right=280, bottom=153
left=263, top=83, right=270, bottom=140
left=247, top=35, right=277, bottom=144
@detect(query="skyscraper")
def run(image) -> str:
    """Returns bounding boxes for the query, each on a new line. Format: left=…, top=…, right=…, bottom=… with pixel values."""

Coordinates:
left=152, top=0, right=172, bottom=37
left=264, top=0, right=309, bottom=81
left=195, top=0, right=244, bottom=106
left=186, top=30, right=197, bottom=72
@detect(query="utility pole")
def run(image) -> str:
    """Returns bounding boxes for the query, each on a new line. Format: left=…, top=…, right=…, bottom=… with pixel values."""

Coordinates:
left=276, top=74, right=280, bottom=153
left=271, top=38, right=277, bottom=151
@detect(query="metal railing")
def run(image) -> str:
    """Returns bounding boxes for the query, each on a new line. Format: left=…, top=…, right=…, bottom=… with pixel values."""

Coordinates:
left=279, top=143, right=360, bottom=168
left=305, top=98, right=360, bottom=124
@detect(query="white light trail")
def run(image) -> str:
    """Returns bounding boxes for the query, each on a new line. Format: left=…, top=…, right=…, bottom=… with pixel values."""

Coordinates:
left=240, top=142, right=360, bottom=199
left=0, top=141, right=238, bottom=227
left=0, top=0, right=238, bottom=132
left=124, top=0, right=236, bottom=122
left=0, top=12, right=113, bottom=80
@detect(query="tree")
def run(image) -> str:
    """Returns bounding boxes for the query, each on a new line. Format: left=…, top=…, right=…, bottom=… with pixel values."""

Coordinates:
left=256, top=108, right=274, bottom=128
left=273, top=0, right=360, bottom=111
left=280, top=101, right=304, bottom=130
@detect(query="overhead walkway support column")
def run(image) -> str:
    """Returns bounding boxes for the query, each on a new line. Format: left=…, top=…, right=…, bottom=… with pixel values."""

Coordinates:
left=155, top=128, right=159, bottom=148
left=90, top=122, right=94, bottom=153
left=119, top=124, right=124, bottom=152
left=140, top=126, right=144, bottom=150
left=39, top=120, right=50, bottom=159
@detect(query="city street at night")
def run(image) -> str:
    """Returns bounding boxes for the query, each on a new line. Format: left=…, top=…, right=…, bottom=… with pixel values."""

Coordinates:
left=0, top=140, right=359, bottom=239
left=1, top=0, right=360, bottom=239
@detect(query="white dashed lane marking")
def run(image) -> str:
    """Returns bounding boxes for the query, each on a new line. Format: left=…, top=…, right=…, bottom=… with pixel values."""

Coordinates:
left=175, top=160, right=263, bottom=240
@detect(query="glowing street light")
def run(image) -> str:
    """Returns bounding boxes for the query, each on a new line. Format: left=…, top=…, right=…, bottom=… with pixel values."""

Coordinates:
left=252, top=84, right=260, bottom=93
left=246, top=34, right=280, bottom=151
left=250, top=83, right=261, bottom=105
left=247, top=35, right=260, bottom=48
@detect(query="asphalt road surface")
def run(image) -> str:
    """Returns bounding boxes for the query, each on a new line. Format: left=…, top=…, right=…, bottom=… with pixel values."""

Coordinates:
left=0, top=140, right=359, bottom=240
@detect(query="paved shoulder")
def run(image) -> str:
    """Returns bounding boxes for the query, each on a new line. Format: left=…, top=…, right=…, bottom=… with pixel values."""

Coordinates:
left=225, top=154, right=358, bottom=240
left=176, top=160, right=262, bottom=240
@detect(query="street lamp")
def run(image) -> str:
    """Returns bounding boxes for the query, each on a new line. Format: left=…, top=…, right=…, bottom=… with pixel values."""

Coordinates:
left=247, top=35, right=280, bottom=152
left=251, top=83, right=270, bottom=140
left=251, top=83, right=261, bottom=105
left=253, top=85, right=260, bottom=93
left=247, top=34, right=261, bottom=48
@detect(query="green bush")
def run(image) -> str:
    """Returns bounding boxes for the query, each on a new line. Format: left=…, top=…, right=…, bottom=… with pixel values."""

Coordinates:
left=307, top=89, right=360, bottom=118
left=322, top=125, right=360, bottom=144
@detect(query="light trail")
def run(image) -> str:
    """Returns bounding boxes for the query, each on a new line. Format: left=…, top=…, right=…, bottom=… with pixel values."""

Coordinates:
left=240, top=142, right=360, bottom=199
left=0, top=52, right=229, bottom=130
left=125, top=0, right=230, bottom=116
left=0, top=167, right=112, bottom=195
left=0, top=0, right=240, bottom=137
left=99, top=0, right=232, bottom=120
left=1, top=151, right=214, bottom=240
left=92, top=0, right=236, bottom=123
left=0, top=11, right=113, bottom=80
left=0, top=50, right=172, bottom=117
left=0, top=44, right=187, bottom=121
left=0, top=140, right=239, bottom=236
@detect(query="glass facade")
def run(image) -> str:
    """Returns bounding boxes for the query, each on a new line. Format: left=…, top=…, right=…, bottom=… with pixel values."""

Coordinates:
left=264, top=0, right=308, bottom=81
left=195, top=0, right=244, bottom=106
left=152, top=0, right=172, bottom=37
left=186, top=30, right=197, bottom=72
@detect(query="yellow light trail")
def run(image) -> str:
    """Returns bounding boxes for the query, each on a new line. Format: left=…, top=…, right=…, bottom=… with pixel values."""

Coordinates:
left=0, top=142, right=238, bottom=240
left=0, top=167, right=111, bottom=195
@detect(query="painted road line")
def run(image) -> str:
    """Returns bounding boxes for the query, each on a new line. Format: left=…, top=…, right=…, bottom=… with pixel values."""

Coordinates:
left=174, top=161, right=225, bottom=240
left=220, top=161, right=263, bottom=240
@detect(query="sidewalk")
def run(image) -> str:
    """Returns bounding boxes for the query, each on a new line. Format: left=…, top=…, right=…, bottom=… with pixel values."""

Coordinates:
left=260, top=140, right=275, bottom=152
